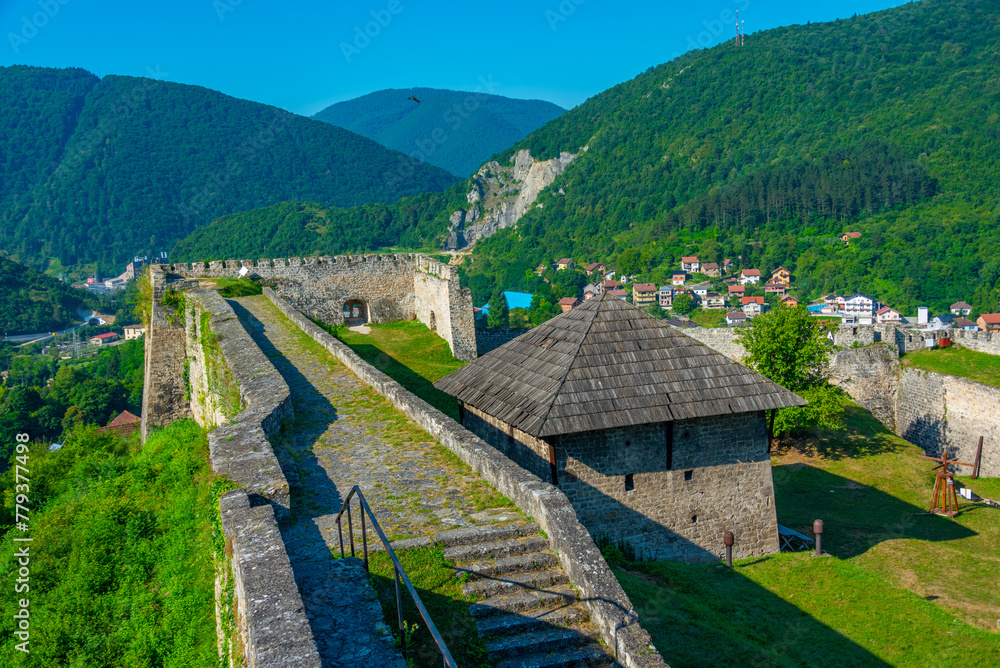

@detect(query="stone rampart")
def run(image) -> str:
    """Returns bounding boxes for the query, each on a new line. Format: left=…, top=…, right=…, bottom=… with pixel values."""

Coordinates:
left=827, top=345, right=901, bottom=429
left=220, top=490, right=321, bottom=668
left=140, top=300, right=191, bottom=441
left=896, top=369, right=1000, bottom=476
left=264, top=288, right=667, bottom=668
left=157, top=253, right=477, bottom=361
left=682, top=327, right=746, bottom=361
left=188, top=289, right=294, bottom=523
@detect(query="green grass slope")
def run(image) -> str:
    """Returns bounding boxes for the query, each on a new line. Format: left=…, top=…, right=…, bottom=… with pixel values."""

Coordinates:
left=0, top=66, right=457, bottom=275
left=312, top=87, right=565, bottom=177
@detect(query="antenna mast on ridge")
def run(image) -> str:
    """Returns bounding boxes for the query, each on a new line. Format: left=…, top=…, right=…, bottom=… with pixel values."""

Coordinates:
left=736, top=10, right=740, bottom=47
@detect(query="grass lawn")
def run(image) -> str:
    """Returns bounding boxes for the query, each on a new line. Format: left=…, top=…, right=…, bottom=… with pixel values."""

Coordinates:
left=613, top=403, right=1000, bottom=667
left=900, top=345, right=1000, bottom=388
left=331, top=320, right=467, bottom=420
left=689, top=308, right=727, bottom=328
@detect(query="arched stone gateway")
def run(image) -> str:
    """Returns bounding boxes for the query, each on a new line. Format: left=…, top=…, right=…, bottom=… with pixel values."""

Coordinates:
left=343, top=300, right=368, bottom=326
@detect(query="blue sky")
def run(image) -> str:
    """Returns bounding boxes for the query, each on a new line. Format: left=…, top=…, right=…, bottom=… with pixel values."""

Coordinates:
left=1, top=0, right=909, bottom=115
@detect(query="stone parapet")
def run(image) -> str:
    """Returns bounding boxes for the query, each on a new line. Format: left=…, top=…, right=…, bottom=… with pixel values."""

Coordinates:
left=265, top=288, right=667, bottom=668
left=189, top=289, right=293, bottom=522
left=220, top=490, right=320, bottom=668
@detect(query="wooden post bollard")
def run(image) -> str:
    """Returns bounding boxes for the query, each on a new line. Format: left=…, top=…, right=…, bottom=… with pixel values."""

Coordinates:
left=723, top=531, right=734, bottom=568
left=813, top=519, right=824, bottom=557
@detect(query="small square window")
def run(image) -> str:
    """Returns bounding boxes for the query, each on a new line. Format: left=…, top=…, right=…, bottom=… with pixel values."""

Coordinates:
left=684, top=470, right=693, bottom=481
left=625, top=474, right=635, bottom=491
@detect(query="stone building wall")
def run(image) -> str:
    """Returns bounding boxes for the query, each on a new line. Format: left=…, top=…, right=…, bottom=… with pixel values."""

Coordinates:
left=463, top=404, right=554, bottom=483
left=896, top=369, right=1000, bottom=476
left=159, top=254, right=476, bottom=361
left=140, top=301, right=191, bottom=441
left=551, top=413, right=778, bottom=562
left=464, top=402, right=778, bottom=562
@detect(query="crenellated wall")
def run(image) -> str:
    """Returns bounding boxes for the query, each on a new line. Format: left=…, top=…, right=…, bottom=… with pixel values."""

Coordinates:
left=158, top=253, right=477, bottom=361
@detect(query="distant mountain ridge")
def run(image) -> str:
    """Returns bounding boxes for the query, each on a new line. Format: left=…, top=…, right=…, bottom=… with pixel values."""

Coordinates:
left=0, top=66, right=457, bottom=275
left=312, top=87, right=565, bottom=177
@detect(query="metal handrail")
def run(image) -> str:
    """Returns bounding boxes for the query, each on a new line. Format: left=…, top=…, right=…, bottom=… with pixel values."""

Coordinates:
left=335, top=485, right=458, bottom=667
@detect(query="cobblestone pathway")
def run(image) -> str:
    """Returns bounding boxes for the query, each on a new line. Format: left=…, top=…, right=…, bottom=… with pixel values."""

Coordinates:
left=230, top=296, right=522, bottom=665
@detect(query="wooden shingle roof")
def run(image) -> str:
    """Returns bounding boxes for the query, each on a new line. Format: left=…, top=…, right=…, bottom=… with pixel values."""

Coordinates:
left=435, top=293, right=806, bottom=437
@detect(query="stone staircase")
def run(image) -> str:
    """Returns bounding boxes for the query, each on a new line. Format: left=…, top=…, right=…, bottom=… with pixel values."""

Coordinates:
left=439, top=524, right=616, bottom=668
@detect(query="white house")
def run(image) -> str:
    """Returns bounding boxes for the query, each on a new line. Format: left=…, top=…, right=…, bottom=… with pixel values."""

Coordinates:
left=671, top=272, right=687, bottom=286
left=726, top=311, right=747, bottom=326
left=702, top=292, right=726, bottom=309
left=681, top=256, right=701, bottom=273
left=950, top=301, right=973, bottom=316
left=739, top=269, right=762, bottom=285
left=690, top=282, right=711, bottom=297
left=741, top=296, right=767, bottom=318
left=844, top=294, right=877, bottom=317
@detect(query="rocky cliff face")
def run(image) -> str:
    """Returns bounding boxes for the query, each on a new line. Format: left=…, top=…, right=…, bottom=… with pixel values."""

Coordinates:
left=443, top=149, right=577, bottom=250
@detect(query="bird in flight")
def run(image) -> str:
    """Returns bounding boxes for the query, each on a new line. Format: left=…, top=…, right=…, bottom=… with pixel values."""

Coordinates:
left=407, top=96, right=421, bottom=103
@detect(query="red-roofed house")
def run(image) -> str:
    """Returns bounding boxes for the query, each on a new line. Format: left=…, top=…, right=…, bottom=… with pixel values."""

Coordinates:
left=978, top=314, right=1000, bottom=333
left=739, top=269, right=762, bottom=285
left=601, top=279, right=623, bottom=292
left=841, top=232, right=862, bottom=244
left=584, top=262, right=606, bottom=276
left=764, top=282, right=787, bottom=296
left=607, top=289, right=628, bottom=300
left=741, top=296, right=767, bottom=318
left=89, top=332, right=119, bottom=345
left=556, top=258, right=576, bottom=271
left=728, top=284, right=746, bottom=299
left=671, top=272, right=687, bottom=287
left=558, top=297, right=582, bottom=312
left=702, top=262, right=720, bottom=277
left=681, top=256, right=700, bottom=273
left=100, top=410, right=141, bottom=437
left=726, top=311, right=747, bottom=326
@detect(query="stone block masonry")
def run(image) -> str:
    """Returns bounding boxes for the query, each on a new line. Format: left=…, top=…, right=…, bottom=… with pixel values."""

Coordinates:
left=264, top=288, right=668, bottom=668
left=896, top=369, right=1000, bottom=477
left=140, top=300, right=191, bottom=441
left=220, top=490, right=321, bottom=668
left=828, top=345, right=901, bottom=429
left=159, top=253, right=478, bottom=361
left=186, top=289, right=294, bottom=523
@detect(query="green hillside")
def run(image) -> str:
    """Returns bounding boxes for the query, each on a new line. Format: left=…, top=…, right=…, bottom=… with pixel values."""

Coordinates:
left=0, top=66, right=457, bottom=277
left=0, top=257, right=99, bottom=334
left=312, top=88, right=565, bottom=177
left=469, top=0, right=1000, bottom=314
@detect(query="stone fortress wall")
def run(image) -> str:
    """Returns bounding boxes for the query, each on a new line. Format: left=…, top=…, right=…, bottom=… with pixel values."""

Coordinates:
left=157, top=253, right=477, bottom=361
left=682, top=323, right=999, bottom=477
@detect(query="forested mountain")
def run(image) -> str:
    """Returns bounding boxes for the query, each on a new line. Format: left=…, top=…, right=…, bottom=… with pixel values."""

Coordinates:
left=467, top=0, right=1000, bottom=315
left=0, top=66, right=456, bottom=276
left=312, top=88, right=565, bottom=177
left=0, top=257, right=99, bottom=334
left=174, top=0, right=1000, bottom=316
